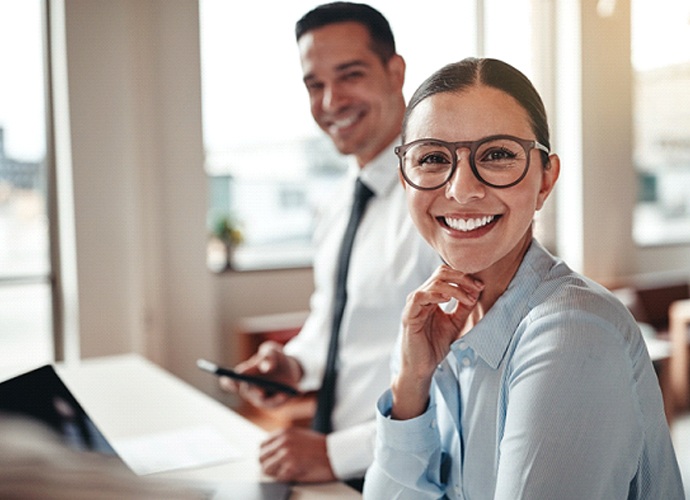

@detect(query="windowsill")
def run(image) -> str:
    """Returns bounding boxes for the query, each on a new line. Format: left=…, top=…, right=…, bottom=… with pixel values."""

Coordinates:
left=208, top=243, right=314, bottom=273
left=634, top=204, right=690, bottom=247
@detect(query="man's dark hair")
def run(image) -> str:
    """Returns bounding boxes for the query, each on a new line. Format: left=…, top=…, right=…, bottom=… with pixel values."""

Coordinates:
left=295, top=2, right=396, bottom=63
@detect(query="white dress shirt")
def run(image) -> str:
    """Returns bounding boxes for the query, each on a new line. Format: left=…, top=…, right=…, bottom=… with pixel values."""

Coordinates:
left=284, top=141, right=441, bottom=479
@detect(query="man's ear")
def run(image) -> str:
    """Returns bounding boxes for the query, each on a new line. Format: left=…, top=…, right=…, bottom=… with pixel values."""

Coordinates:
left=536, top=154, right=560, bottom=211
left=386, top=54, right=406, bottom=91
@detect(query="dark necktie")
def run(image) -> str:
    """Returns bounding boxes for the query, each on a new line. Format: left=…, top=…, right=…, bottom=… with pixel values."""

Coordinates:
left=313, top=178, right=375, bottom=434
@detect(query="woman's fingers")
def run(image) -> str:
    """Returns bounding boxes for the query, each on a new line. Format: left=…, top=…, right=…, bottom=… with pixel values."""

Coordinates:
left=406, top=265, right=483, bottom=317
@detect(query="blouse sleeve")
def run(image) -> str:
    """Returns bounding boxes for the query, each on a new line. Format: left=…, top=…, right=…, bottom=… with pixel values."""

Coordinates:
left=364, top=389, right=449, bottom=499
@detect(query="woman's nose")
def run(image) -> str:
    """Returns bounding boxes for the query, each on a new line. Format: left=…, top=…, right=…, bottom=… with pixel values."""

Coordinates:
left=445, top=154, right=486, bottom=202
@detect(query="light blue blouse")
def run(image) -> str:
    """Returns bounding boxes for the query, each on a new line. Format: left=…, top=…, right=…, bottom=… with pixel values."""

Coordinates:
left=365, top=240, right=684, bottom=499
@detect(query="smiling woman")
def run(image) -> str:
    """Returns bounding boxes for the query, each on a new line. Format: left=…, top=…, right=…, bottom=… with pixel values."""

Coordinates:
left=364, top=57, right=683, bottom=499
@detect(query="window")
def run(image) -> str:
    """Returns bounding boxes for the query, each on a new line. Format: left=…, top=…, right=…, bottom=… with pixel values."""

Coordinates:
left=0, top=0, right=53, bottom=372
left=632, top=0, right=690, bottom=246
left=200, top=0, right=541, bottom=271
left=199, top=0, right=475, bottom=271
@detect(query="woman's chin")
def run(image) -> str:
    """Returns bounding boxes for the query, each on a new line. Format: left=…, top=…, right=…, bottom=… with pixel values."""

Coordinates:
left=439, top=252, right=487, bottom=275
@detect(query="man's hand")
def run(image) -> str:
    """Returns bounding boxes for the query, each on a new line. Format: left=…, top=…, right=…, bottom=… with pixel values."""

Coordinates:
left=218, top=341, right=302, bottom=408
left=259, top=427, right=336, bottom=483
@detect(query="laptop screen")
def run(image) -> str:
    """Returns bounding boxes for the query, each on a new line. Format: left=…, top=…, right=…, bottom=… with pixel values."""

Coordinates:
left=0, top=364, right=118, bottom=456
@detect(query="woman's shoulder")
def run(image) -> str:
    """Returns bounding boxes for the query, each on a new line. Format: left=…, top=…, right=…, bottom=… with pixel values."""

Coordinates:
left=533, top=261, right=633, bottom=323
left=518, top=262, right=645, bottom=359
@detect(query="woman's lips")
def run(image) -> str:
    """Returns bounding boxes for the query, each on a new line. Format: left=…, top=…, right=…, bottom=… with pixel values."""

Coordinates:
left=441, top=214, right=498, bottom=232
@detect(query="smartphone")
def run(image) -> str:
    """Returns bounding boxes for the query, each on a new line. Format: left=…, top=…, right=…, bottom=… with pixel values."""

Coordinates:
left=196, top=359, right=298, bottom=396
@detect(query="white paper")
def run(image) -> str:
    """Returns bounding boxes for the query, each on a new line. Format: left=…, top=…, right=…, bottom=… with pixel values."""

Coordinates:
left=115, top=425, right=243, bottom=475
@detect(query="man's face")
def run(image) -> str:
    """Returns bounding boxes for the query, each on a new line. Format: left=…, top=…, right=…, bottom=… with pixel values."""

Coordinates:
left=298, top=22, right=405, bottom=167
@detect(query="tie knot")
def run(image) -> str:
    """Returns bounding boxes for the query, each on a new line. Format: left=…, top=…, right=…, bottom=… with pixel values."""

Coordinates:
left=354, top=178, right=375, bottom=208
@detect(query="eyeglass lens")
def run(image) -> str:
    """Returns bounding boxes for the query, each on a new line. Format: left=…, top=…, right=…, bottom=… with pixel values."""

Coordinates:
left=400, top=138, right=530, bottom=189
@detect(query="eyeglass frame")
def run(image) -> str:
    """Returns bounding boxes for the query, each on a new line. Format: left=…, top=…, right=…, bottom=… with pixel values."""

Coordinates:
left=394, top=134, right=551, bottom=190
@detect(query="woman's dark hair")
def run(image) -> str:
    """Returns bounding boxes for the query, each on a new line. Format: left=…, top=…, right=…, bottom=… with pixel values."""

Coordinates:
left=403, top=58, right=551, bottom=163
left=295, top=2, right=396, bottom=63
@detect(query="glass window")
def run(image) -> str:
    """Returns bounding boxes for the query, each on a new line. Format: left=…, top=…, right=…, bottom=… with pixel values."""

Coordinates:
left=632, top=0, right=690, bottom=246
left=199, top=0, right=475, bottom=271
left=484, top=0, right=536, bottom=76
left=0, top=0, right=53, bottom=373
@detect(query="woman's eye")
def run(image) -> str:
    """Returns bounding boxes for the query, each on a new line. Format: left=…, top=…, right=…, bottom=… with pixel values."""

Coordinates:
left=483, top=147, right=517, bottom=161
left=420, top=153, right=450, bottom=165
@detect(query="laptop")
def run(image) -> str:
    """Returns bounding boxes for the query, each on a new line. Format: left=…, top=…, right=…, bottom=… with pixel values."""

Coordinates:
left=0, top=364, right=120, bottom=456
left=0, top=364, right=291, bottom=500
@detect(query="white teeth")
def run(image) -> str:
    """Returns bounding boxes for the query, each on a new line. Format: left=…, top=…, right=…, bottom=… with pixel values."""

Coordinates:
left=331, top=114, right=359, bottom=129
left=444, top=215, right=495, bottom=232
left=337, top=115, right=358, bottom=127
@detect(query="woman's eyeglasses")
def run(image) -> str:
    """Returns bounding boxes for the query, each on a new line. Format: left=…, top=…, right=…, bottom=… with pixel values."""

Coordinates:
left=395, top=135, right=550, bottom=190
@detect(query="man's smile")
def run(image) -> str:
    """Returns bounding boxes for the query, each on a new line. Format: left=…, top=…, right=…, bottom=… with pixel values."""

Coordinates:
left=325, top=107, right=366, bottom=135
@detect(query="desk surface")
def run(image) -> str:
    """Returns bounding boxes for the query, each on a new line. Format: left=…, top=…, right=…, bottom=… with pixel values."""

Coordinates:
left=56, top=354, right=360, bottom=500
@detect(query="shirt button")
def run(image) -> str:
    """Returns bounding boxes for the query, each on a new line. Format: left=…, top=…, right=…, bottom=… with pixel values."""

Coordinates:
left=458, top=340, right=468, bottom=350
left=462, top=357, right=471, bottom=367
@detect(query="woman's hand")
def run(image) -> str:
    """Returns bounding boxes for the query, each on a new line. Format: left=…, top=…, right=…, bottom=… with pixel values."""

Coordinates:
left=392, top=265, right=484, bottom=420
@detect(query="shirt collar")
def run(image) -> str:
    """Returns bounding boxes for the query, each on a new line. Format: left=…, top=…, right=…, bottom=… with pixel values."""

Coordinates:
left=459, top=239, right=558, bottom=369
left=347, top=138, right=400, bottom=198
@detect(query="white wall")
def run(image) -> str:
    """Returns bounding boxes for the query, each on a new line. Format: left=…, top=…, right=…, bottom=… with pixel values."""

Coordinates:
left=59, top=0, right=689, bottom=396
left=580, top=0, right=637, bottom=280
left=62, top=0, right=216, bottom=394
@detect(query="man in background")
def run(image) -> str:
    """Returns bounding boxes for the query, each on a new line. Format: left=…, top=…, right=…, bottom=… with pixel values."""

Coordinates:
left=219, top=2, right=439, bottom=490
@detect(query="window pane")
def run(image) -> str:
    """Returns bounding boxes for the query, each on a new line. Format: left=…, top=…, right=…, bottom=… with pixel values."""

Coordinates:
left=632, top=0, right=690, bottom=245
left=200, top=0, right=475, bottom=271
left=0, top=0, right=53, bottom=372
left=484, top=0, right=535, bottom=77
left=0, top=283, right=53, bottom=374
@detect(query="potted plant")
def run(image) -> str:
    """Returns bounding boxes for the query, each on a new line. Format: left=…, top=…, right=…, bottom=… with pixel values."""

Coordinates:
left=209, top=214, right=243, bottom=270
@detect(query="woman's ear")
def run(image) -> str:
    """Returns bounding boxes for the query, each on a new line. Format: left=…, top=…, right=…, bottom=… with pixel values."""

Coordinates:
left=398, top=168, right=408, bottom=189
left=536, top=154, right=560, bottom=211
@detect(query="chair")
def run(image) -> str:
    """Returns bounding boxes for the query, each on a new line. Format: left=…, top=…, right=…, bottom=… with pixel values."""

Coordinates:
left=669, top=299, right=690, bottom=413
left=611, top=277, right=690, bottom=423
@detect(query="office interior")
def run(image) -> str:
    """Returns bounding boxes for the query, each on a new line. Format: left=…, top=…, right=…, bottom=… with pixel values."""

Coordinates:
left=40, top=0, right=687, bottom=392
left=3, top=0, right=690, bottom=481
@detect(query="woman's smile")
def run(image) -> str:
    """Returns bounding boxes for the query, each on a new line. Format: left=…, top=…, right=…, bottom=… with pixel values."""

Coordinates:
left=437, top=214, right=500, bottom=235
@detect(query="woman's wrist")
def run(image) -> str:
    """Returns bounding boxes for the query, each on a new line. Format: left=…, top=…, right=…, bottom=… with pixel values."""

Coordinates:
left=390, top=371, right=433, bottom=420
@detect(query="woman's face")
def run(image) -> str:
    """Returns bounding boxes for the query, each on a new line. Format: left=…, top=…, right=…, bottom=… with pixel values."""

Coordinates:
left=403, top=85, right=559, bottom=277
